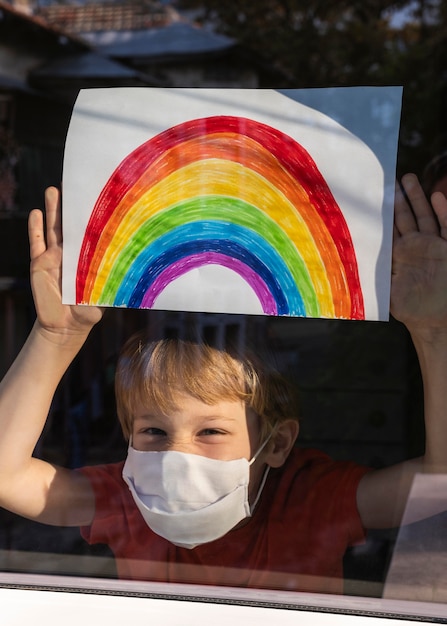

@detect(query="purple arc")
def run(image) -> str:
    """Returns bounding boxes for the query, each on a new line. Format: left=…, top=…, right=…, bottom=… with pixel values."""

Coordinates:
left=141, top=252, right=278, bottom=315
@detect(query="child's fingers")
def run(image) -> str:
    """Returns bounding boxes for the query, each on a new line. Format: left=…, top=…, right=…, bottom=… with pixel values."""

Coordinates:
left=44, top=187, right=62, bottom=249
left=431, top=191, right=447, bottom=240
left=394, top=178, right=417, bottom=235
left=28, top=209, right=46, bottom=261
left=400, top=173, right=439, bottom=235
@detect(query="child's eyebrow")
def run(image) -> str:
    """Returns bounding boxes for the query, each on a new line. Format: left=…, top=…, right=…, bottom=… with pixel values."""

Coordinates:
left=133, top=412, right=169, bottom=421
left=199, top=416, right=239, bottom=423
left=135, top=413, right=239, bottom=422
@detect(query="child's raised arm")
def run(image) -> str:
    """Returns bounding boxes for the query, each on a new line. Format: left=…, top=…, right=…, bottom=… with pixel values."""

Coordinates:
left=29, top=187, right=103, bottom=339
left=357, top=173, right=447, bottom=528
left=0, top=187, right=101, bottom=526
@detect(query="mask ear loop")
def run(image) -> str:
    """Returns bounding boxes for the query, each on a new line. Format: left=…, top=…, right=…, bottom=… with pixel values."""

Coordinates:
left=250, top=466, right=270, bottom=514
left=249, top=423, right=277, bottom=466
left=248, top=423, right=277, bottom=514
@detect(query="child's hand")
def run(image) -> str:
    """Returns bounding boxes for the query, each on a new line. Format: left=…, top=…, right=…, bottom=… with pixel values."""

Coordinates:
left=29, top=187, right=103, bottom=341
left=391, top=173, right=447, bottom=336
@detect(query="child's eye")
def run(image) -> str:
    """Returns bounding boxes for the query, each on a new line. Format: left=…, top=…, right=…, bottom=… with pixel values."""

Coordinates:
left=199, top=428, right=225, bottom=436
left=141, top=427, right=167, bottom=437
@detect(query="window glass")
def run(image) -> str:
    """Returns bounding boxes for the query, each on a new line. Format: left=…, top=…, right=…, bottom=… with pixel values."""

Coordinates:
left=1, top=0, right=447, bottom=621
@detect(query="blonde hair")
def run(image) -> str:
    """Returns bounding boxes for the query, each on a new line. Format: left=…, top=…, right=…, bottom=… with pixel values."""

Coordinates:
left=115, top=333, right=299, bottom=441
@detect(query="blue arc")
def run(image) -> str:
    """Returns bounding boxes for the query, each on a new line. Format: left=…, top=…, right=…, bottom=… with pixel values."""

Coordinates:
left=113, top=222, right=309, bottom=315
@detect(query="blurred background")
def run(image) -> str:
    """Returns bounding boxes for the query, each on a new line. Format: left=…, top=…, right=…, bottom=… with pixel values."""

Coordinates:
left=0, top=0, right=445, bottom=598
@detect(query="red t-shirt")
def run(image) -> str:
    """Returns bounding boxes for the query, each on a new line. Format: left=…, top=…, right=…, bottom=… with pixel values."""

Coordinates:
left=79, top=447, right=370, bottom=594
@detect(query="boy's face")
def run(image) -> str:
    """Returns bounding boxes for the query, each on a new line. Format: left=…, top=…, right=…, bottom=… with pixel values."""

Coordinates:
left=132, top=393, right=268, bottom=502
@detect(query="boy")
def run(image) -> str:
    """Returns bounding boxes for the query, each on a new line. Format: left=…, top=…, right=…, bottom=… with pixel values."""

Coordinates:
left=1, top=174, right=447, bottom=593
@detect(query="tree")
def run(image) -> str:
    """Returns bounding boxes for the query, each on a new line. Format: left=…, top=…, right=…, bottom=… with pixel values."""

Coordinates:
left=178, top=1, right=408, bottom=82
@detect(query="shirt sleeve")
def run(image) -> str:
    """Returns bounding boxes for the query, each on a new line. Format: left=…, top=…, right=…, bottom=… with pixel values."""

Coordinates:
left=331, top=461, right=371, bottom=546
left=77, top=462, right=128, bottom=545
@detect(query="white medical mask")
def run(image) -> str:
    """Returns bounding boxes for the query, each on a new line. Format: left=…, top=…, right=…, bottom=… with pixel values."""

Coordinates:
left=122, top=435, right=272, bottom=549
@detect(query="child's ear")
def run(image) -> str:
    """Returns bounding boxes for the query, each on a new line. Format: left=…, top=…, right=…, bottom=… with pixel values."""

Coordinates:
left=264, top=420, right=299, bottom=468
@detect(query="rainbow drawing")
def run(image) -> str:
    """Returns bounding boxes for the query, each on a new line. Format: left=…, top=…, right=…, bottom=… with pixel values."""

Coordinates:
left=75, top=115, right=365, bottom=319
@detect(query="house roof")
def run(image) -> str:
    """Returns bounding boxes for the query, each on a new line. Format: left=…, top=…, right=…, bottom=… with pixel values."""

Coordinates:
left=34, top=2, right=236, bottom=61
left=0, top=0, right=91, bottom=49
left=29, top=49, right=164, bottom=87
left=0, top=73, right=32, bottom=91
left=30, top=50, right=146, bottom=79
left=82, top=21, right=236, bottom=60
left=35, top=0, right=180, bottom=33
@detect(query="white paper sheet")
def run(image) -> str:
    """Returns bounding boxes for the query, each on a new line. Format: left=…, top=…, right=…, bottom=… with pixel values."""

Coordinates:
left=62, top=87, right=402, bottom=319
